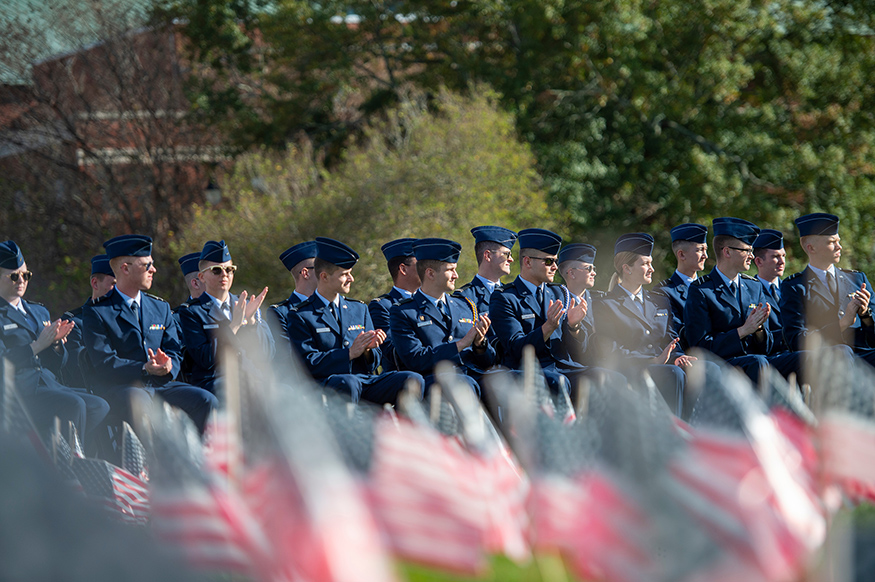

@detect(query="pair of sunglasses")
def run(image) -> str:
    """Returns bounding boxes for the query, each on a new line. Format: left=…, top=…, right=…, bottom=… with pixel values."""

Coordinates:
left=200, top=265, right=238, bottom=276
left=8, top=271, right=33, bottom=283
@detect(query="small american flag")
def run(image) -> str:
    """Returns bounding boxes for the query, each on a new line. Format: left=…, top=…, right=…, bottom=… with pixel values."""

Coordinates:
left=71, top=457, right=150, bottom=525
left=121, top=422, right=148, bottom=482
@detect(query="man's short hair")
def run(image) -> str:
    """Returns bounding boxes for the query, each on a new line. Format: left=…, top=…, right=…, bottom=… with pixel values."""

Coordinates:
left=314, top=257, right=341, bottom=277
left=184, top=272, right=199, bottom=287
left=388, top=255, right=412, bottom=282
left=91, top=273, right=114, bottom=285
left=109, top=256, right=127, bottom=275
left=671, top=239, right=695, bottom=256
left=416, top=259, right=443, bottom=281
left=474, top=241, right=502, bottom=266
left=753, top=247, right=769, bottom=261
left=713, top=235, right=738, bottom=257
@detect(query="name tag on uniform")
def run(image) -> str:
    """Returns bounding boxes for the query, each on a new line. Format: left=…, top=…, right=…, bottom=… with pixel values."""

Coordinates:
left=417, top=320, right=433, bottom=327
left=315, top=327, right=331, bottom=333
left=148, top=324, right=165, bottom=331
left=522, top=313, right=536, bottom=320
left=3, top=323, right=17, bottom=330
left=204, top=324, right=219, bottom=329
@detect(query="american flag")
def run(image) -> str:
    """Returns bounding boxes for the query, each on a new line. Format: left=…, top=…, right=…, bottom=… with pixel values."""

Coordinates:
left=71, top=457, right=150, bottom=525
left=121, top=422, right=148, bottom=482
left=819, top=410, right=875, bottom=503
left=0, top=363, right=47, bottom=456
left=367, top=416, right=487, bottom=574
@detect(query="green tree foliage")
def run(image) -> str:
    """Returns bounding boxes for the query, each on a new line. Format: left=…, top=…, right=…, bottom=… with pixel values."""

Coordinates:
left=169, top=88, right=564, bottom=304
left=160, top=0, right=875, bottom=278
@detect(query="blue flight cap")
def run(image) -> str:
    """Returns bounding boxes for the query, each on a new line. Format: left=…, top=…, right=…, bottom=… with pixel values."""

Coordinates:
left=91, top=254, right=114, bottom=276
left=381, top=238, right=417, bottom=261
left=177, top=252, right=201, bottom=276
left=753, top=229, right=784, bottom=250
left=279, top=241, right=317, bottom=271
left=200, top=240, right=232, bottom=263
left=712, top=217, right=760, bottom=246
left=470, top=226, right=518, bottom=249
left=315, top=237, right=359, bottom=269
left=670, top=223, right=708, bottom=244
left=0, top=241, right=24, bottom=270
left=795, top=213, right=839, bottom=237
left=103, top=234, right=152, bottom=259
left=517, top=228, right=562, bottom=255
left=558, top=243, right=597, bottom=265
left=412, top=238, right=462, bottom=263
left=614, top=233, right=654, bottom=256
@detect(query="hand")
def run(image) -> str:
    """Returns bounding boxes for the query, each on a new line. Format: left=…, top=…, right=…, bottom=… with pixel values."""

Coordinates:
left=841, top=283, right=871, bottom=330
left=566, top=296, right=587, bottom=329
left=474, top=314, right=491, bottom=347
left=31, top=319, right=66, bottom=355
left=229, top=290, right=249, bottom=333
left=654, top=338, right=679, bottom=365
left=673, top=354, right=697, bottom=368
left=144, top=348, right=173, bottom=376
left=243, top=286, right=268, bottom=323
left=370, top=328, right=386, bottom=348
left=55, top=319, right=74, bottom=342
left=738, top=303, right=770, bottom=338
left=349, top=330, right=377, bottom=359
left=541, top=299, right=565, bottom=340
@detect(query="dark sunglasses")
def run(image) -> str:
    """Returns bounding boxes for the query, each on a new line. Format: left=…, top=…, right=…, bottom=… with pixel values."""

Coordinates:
left=8, top=271, right=33, bottom=283
left=528, top=256, right=558, bottom=267
left=200, top=265, right=238, bottom=276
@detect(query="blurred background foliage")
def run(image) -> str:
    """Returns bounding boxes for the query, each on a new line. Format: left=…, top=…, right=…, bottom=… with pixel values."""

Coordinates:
left=170, top=88, right=564, bottom=304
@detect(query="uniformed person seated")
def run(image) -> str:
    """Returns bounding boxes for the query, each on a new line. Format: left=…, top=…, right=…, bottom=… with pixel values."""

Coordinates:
left=175, top=252, right=204, bottom=311
left=177, top=240, right=273, bottom=394
left=752, top=229, right=789, bottom=355
left=557, top=243, right=601, bottom=366
left=454, top=226, right=518, bottom=338
left=389, top=238, right=495, bottom=396
left=593, top=233, right=707, bottom=417
left=62, top=254, right=116, bottom=388
left=0, top=241, right=109, bottom=448
left=286, top=237, right=424, bottom=404
left=369, top=238, right=420, bottom=372
left=685, top=218, right=779, bottom=384
left=654, top=223, right=709, bottom=350
left=268, top=240, right=318, bottom=359
left=781, top=213, right=875, bottom=365
left=82, top=235, right=218, bottom=434
left=488, top=228, right=590, bottom=400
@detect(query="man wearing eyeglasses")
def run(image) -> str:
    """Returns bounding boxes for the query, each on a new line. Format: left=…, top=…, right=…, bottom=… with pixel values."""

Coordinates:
left=83, top=235, right=217, bottom=434
left=178, top=240, right=273, bottom=393
left=489, top=229, right=596, bottom=405
left=685, top=218, right=776, bottom=383
left=654, top=224, right=709, bottom=350
left=0, top=240, right=109, bottom=451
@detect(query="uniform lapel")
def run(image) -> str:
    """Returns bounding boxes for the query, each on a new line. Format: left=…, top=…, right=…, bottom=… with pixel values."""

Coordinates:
left=805, top=267, right=833, bottom=306
left=2, top=300, right=34, bottom=337
left=416, top=292, right=449, bottom=333
left=318, top=298, right=341, bottom=335
left=713, top=272, right=741, bottom=315
left=114, top=290, right=142, bottom=335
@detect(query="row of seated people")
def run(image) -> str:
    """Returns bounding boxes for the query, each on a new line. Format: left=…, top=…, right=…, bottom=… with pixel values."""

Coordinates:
left=1, top=212, right=869, bottom=452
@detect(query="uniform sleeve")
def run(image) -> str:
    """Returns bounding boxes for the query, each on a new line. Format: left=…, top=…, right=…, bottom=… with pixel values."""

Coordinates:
left=684, top=285, right=755, bottom=359
left=178, top=306, right=219, bottom=376
left=779, top=278, right=809, bottom=352
left=82, top=304, right=145, bottom=385
left=158, top=304, right=184, bottom=381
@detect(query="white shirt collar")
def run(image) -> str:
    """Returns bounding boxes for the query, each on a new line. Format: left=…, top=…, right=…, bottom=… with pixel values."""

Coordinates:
left=715, top=267, right=740, bottom=288
left=475, top=274, right=498, bottom=293
left=205, top=292, right=229, bottom=309
left=757, top=275, right=779, bottom=289
left=807, top=264, right=835, bottom=285
left=618, top=284, right=643, bottom=303
left=674, top=269, right=697, bottom=287
left=392, top=286, right=413, bottom=299
left=116, top=288, right=141, bottom=308
left=418, top=289, right=446, bottom=306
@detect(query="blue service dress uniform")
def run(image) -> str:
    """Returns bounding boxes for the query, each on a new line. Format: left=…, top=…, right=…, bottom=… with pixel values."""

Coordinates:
left=489, top=277, right=592, bottom=396
left=61, top=300, right=90, bottom=388
left=454, top=276, right=505, bottom=349
left=82, top=288, right=218, bottom=433
left=368, top=288, right=409, bottom=372
left=685, top=270, right=774, bottom=382
left=593, top=286, right=687, bottom=415
left=287, top=294, right=423, bottom=404
left=178, top=293, right=275, bottom=393
left=0, top=298, right=109, bottom=442
left=780, top=267, right=875, bottom=364
left=389, top=290, right=497, bottom=395
left=654, top=273, right=690, bottom=350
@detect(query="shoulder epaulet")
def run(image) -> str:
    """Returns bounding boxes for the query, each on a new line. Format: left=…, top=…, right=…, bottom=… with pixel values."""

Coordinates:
left=27, top=300, right=45, bottom=307
left=296, top=296, right=316, bottom=308
left=269, top=302, right=284, bottom=309
left=839, top=267, right=862, bottom=274
left=785, top=271, right=803, bottom=281
left=144, top=292, right=167, bottom=303
left=649, top=287, right=667, bottom=298
left=92, top=293, right=109, bottom=304
left=656, top=278, right=672, bottom=288
left=740, top=273, right=756, bottom=280
left=455, top=282, right=474, bottom=292
left=374, top=293, right=393, bottom=301
left=176, top=302, right=191, bottom=310
left=62, top=310, right=75, bottom=319
left=396, top=297, right=415, bottom=306
left=590, top=289, right=606, bottom=299
left=345, top=298, right=365, bottom=305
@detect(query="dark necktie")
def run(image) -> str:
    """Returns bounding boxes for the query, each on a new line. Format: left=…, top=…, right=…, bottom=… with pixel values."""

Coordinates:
left=728, top=281, right=738, bottom=305
left=536, top=285, right=545, bottom=308
left=635, top=294, right=645, bottom=311
left=437, top=299, right=450, bottom=323
left=131, top=301, right=142, bottom=331
left=328, top=301, right=337, bottom=321
left=770, top=284, right=779, bottom=302
left=221, top=301, right=231, bottom=320
left=827, top=271, right=838, bottom=301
